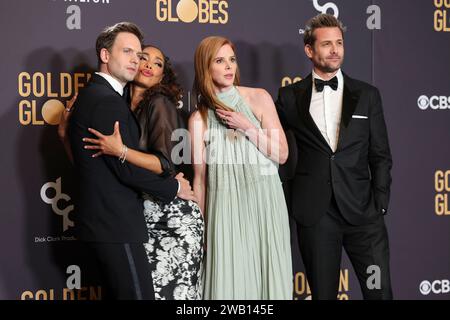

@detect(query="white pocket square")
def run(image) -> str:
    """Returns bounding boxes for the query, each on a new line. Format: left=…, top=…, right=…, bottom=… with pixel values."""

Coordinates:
left=352, top=115, right=368, bottom=119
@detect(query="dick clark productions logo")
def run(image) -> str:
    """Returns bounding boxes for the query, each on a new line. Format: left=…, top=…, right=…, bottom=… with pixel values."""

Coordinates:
left=40, top=177, right=74, bottom=232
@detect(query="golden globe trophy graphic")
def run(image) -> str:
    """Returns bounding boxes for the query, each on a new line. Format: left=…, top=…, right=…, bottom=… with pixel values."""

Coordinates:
left=41, top=99, right=65, bottom=125
left=177, top=0, right=198, bottom=23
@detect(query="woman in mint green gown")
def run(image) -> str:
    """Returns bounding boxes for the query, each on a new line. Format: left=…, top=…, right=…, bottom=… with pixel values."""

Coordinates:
left=188, top=36, right=293, bottom=299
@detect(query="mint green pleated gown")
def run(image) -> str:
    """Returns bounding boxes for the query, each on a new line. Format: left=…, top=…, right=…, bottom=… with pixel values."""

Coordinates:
left=203, top=87, right=293, bottom=300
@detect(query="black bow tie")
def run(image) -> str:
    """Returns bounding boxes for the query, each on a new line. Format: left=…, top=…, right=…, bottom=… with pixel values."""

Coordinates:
left=314, top=76, right=338, bottom=92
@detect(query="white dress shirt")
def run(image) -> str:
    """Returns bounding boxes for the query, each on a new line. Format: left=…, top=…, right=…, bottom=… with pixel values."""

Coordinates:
left=309, top=69, right=344, bottom=152
left=95, top=72, right=124, bottom=96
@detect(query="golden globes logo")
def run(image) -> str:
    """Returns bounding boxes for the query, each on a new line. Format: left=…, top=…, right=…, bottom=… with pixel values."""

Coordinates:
left=294, top=269, right=350, bottom=300
left=18, top=72, right=91, bottom=125
left=156, top=0, right=229, bottom=24
left=435, top=170, right=450, bottom=215
left=21, top=265, right=102, bottom=300
left=21, top=286, right=102, bottom=300
left=434, top=0, right=450, bottom=32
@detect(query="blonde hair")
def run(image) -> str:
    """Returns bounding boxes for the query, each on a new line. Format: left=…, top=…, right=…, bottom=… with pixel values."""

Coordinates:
left=194, top=36, right=240, bottom=122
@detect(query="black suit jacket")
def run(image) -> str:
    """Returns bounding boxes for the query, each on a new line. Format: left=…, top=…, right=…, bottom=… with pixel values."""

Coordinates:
left=68, top=74, right=178, bottom=242
left=276, top=73, right=392, bottom=226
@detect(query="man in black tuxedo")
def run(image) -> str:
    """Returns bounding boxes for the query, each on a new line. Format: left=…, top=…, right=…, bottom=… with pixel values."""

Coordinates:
left=68, top=22, right=194, bottom=299
left=276, top=14, right=393, bottom=299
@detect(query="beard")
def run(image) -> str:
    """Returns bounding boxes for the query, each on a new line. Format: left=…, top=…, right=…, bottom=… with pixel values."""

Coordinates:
left=316, top=56, right=344, bottom=74
left=322, top=65, right=340, bottom=73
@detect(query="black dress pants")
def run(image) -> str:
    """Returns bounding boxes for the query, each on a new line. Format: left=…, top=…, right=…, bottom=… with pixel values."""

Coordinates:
left=297, top=196, right=393, bottom=300
left=88, top=242, right=155, bottom=300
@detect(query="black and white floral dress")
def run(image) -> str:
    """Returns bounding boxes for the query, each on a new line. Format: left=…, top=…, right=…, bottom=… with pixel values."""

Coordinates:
left=134, top=92, right=204, bottom=300
left=143, top=195, right=204, bottom=300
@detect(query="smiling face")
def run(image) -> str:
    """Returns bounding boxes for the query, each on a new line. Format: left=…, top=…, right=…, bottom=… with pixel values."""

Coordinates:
left=305, top=27, right=344, bottom=76
left=133, top=46, right=165, bottom=89
left=210, top=44, right=237, bottom=92
left=100, top=32, right=142, bottom=86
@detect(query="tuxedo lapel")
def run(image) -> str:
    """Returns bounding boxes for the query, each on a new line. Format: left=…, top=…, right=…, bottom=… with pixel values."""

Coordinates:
left=295, top=74, right=333, bottom=153
left=129, top=106, right=142, bottom=138
left=90, top=74, right=142, bottom=138
left=336, top=74, right=361, bottom=151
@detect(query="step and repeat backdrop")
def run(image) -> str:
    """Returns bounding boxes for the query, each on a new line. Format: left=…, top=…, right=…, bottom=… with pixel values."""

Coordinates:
left=0, top=0, right=449, bottom=300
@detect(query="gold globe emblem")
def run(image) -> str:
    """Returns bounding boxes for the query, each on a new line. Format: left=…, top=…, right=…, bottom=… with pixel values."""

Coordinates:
left=177, top=0, right=198, bottom=23
left=42, top=99, right=65, bottom=125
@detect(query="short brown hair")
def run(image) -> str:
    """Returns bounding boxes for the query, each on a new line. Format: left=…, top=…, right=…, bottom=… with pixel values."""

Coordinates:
left=95, top=22, right=144, bottom=66
left=303, top=14, right=346, bottom=46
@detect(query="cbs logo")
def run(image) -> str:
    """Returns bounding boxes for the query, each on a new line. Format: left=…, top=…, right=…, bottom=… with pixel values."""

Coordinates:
left=156, top=0, right=228, bottom=24
left=417, top=95, right=450, bottom=110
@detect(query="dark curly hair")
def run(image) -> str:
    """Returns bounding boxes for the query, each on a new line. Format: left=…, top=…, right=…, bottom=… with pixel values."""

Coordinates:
left=139, top=45, right=183, bottom=106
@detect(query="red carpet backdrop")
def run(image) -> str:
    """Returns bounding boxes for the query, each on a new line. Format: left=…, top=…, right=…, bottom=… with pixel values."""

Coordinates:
left=0, top=0, right=449, bottom=300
